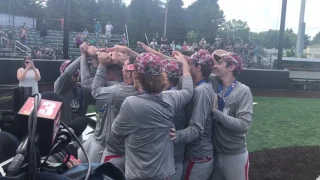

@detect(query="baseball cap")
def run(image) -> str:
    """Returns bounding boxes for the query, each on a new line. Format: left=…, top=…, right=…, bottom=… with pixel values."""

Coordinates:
left=212, top=49, right=228, bottom=62
left=134, top=53, right=163, bottom=75
left=221, top=53, right=244, bottom=72
left=190, top=49, right=214, bottom=69
left=162, top=59, right=182, bottom=79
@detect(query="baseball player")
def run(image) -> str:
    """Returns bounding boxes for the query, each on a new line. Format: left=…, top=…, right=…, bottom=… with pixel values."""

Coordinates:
left=172, top=50, right=215, bottom=180
left=210, top=52, right=253, bottom=180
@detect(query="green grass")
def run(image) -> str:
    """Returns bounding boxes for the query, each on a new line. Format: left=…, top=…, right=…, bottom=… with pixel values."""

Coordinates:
left=88, top=105, right=95, bottom=114
left=88, top=97, right=320, bottom=153
left=247, top=97, right=320, bottom=152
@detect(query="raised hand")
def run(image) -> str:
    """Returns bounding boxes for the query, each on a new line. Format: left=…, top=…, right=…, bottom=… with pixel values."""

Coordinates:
left=79, top=42, right=89, bottom=56
left=137, top=41, right=151, bottom=52
left=97, top=52, right=119, bottom=66
left=172, top=51, right=187, bottom=64
left=87, top=46, right=98, bottom=57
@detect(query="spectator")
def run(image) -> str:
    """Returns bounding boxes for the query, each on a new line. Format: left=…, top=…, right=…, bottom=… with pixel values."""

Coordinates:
left=39, top=20, right=47, bottom=42
left=243, top=43, right=249, bottom=62
left=20, top=27, right=27, bottom=45
left=187, top=42, right=193, bottom=51
left=199, top=38, right=206, bottom=49
left=161, top=34, right=168, bottom=46
left=82, top=28, right=89, bottom=39
left=176, top=42, right=182, bottom=51
left=6, top=27, right=15, bottom=48
left=75, top=34, right=83, bottom=48
left=161, top=34, right=168, bottom=47
left=0, top=26, right=3, bottom=44
left=94, top=21, right=102, bottom=38
left=182, top=41, right=188, bottom=51
left=60, top=18, right=64, bottom=31
left=233, top=42, right=241, bottom=55
left=170, top=40, right=176, bottom=51
left=150, top=38, right=158, bottom=50
left=20, top=22, right=27, bottom=31
left=105, top=21, right=113, bottom=40
left=120, top=36, right=127, bottom=45
left=253, top=45, right=260, bottom=65
left=17, top=56, right=41, bottom=95
left=214, top=35, right=222, bottom=49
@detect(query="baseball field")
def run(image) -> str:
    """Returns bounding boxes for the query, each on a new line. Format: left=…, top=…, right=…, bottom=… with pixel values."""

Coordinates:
left=88, top=96, right=320, bottom=180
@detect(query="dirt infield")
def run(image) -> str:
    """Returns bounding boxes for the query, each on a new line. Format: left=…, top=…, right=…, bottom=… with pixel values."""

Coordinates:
left=250, top=146, right=320, bottom=180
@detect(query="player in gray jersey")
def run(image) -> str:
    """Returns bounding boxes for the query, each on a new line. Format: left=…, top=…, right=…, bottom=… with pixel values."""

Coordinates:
left=172, top=50, right=215, bottom=180
left=111, top=52, right=193, bottom=180
left=161, top=59, right=186, bottom=180
left=210, top=52, right=253, bottom=180
left=77, top=45, right=124, bottom=163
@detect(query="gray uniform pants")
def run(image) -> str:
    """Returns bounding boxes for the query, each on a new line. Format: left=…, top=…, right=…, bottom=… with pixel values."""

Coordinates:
left=212, top=151, right=249, bottom=180
left=181, top=157, right=213, bottom=180
left=171, top=161, right=183, bottom=180
left=78, top=135, right=104, bottom=163
left=101, top=148, right=125, bottom=173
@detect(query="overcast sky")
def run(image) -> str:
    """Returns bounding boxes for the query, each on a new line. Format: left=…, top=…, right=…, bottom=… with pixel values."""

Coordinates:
left=123, top=0, right=320, bottom=37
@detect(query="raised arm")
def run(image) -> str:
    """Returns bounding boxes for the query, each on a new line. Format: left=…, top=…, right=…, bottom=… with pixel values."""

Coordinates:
left=17, top=68, right=29, bottom=81
left=80, top=45, right=99, bottom=88
left=91, top=51, right=119, bottom=103
left=34, top=68, right=41, bottom=81
left=54, top=57, right=81, bottom=94
left=213, top=87, right=253, bottom=134
left=137, top=41, right=170, bottom=60
left=164, top=51, right=193, bottom=109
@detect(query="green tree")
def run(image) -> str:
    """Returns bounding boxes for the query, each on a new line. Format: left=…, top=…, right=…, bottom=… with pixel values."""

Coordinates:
left=166, top=0, right=187, bottom=44
left=0, top=0, right=45, bottom=17
left=127, top=0, right=164, bottom=46
left=219, top=19, right=250, bottom=42
left=186, top=30, right=198, bottom=43
left=312, top=32, right=320, bottom=45
left=186, top=0, right=224, bottom=43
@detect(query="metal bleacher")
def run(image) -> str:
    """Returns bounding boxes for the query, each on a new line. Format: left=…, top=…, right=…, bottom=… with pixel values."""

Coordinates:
left=0, top=26, right=124, bottom=60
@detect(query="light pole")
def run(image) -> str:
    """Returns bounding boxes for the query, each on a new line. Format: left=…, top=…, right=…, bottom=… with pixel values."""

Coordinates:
left=296, top=0, right=306, bottom=57
left=8, top=0, right=12, bottom=26
left=163, top=0, right=168, bottom=36
left=277, top=0, right=287, bottom=69
left=63, top=0, right=70, bottom=59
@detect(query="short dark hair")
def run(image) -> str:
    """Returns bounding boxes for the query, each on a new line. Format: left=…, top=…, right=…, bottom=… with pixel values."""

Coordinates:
left=137, top=73, right=167, bottom=94
left=181, top=51, right=194, bottom=57
left=168, top=77, right=179, bottom=86
left=194, top=64, right=212, bottom=80
left=129, top=56, right=136, bottom=64
left=106, top=65, right=123, bottom=81
left=226, top=61, right=240, bottom=78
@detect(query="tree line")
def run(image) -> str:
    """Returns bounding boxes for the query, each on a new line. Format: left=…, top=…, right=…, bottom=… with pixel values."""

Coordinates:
left=1, top=0, right=320, bottom=49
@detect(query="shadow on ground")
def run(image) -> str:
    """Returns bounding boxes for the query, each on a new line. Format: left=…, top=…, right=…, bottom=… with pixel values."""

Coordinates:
left=250, top=146, right=320, bottom=180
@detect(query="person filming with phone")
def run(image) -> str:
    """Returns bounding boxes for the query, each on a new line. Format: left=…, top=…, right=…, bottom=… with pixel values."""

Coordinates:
left=17, top=56, right=41, bottom=95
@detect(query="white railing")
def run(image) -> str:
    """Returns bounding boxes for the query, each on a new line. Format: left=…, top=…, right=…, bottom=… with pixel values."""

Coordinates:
left=258, top=54, right=273, bottom=69
left=0, top=37, right=7, bottom=44
left=14, top=40, right=31, bottom=56
left=125, top=24, right=129, bottom=46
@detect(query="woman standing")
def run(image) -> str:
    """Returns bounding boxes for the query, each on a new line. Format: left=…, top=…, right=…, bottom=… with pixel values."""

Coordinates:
left=17, top=56, right=41, bottom=95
